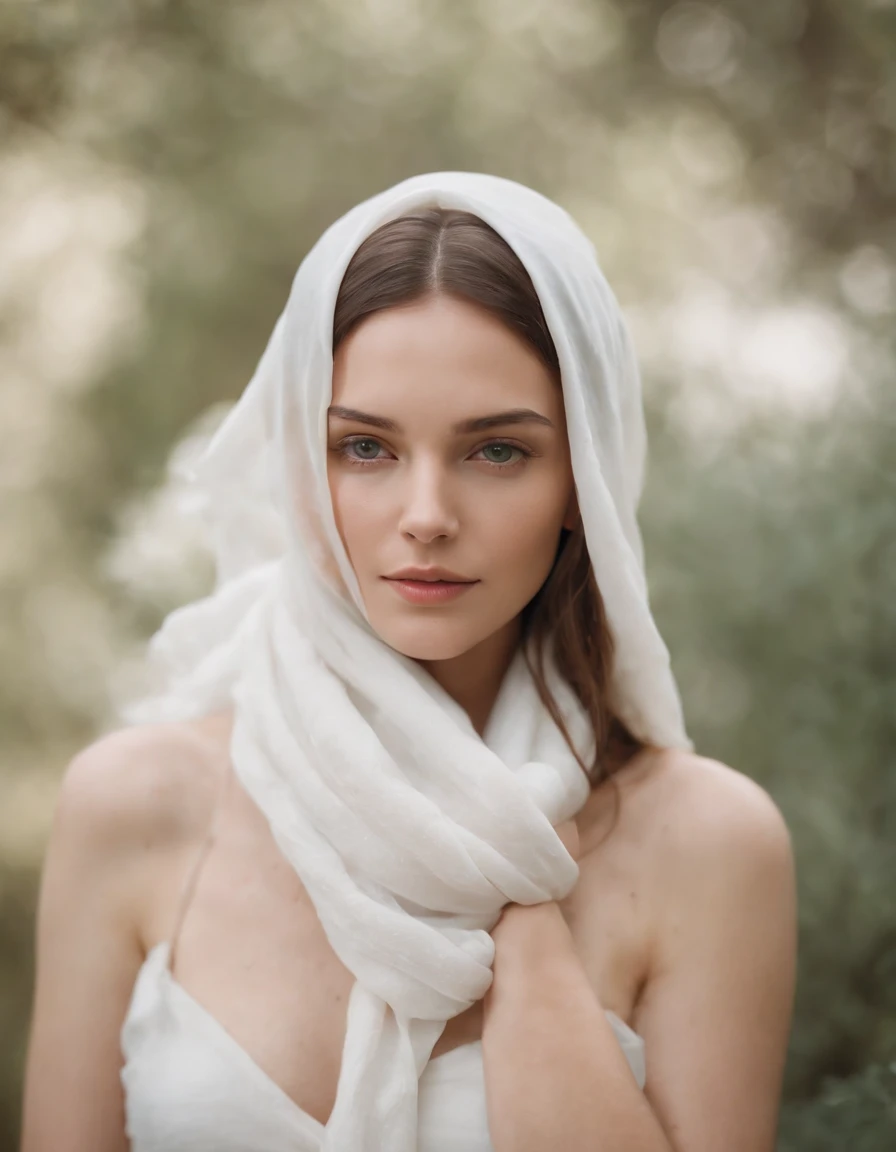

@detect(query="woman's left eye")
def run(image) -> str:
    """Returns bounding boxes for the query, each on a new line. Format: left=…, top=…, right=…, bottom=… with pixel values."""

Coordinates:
left=476, top=442, right=530, bottom=466
left=336, top=438, right=533, bottom=468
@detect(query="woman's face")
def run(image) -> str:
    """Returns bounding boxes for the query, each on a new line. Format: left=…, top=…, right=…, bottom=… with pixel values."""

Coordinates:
left=327, top=293, right=577, bottom=663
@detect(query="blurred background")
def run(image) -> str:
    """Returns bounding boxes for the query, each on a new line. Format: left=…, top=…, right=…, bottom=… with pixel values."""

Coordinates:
left=1, top=0, right=894, bottom=1147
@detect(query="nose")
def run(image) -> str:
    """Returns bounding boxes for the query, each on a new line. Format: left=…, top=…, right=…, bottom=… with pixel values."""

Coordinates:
left=397, top=459, right=460, bottom=543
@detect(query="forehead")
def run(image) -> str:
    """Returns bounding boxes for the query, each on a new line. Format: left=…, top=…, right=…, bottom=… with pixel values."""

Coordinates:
left=330, top=295, right=562, bottom=417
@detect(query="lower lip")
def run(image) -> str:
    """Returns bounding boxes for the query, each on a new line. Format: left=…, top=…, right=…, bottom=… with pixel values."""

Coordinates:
left=385, top=579, right=479, bottom=604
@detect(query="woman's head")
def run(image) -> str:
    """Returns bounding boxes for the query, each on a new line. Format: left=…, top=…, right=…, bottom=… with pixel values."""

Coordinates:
left=328, top=208, right=579, bottom=664
left=129, top=174, right=688, bottom=766
left=327, top=209, right=639, bottom=780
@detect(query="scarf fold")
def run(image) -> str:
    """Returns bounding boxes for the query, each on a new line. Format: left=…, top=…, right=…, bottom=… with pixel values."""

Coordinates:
left=124, top=172, right=690, bottom=1150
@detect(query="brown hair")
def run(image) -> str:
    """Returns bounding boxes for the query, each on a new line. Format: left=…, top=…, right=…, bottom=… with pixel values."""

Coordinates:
left=332, top=208, right=644, bottom=790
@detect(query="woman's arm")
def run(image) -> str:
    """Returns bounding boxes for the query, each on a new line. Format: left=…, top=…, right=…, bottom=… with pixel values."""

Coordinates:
left=19, top=725, right=213, bottom=1152
left=20, top=739, right=147, bottom=1152
left=481, top=756, right=797, bottom=1152
left=481, top=816, right=672, bottom=1152
left=483, top=899, right=673, bottom=1152
left=632, top=758, right=798, bottom=1151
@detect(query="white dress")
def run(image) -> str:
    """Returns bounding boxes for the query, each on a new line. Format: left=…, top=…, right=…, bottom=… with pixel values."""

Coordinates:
left=120, top=939, right=646, bottom=1151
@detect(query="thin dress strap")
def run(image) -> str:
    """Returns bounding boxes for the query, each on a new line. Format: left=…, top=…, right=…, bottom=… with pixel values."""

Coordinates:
left=166, top=755, right=234, bottom=975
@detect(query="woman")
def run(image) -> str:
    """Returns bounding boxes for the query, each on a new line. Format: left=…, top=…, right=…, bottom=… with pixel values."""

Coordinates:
left=20, top=172, right=797, bottom=1152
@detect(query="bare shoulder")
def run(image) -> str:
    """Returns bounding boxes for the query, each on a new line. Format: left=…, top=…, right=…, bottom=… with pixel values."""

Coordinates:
left=580, top=745, right=791, bottom=862
left=633, top=747, right=794, bottom=869
left=627, top=747, right=797, bottom=976
left=57, top=710, right=233, bottom=859
left=22, top=715, right=233, bottom=1152
left=616, top=750, right=798, bottom=1149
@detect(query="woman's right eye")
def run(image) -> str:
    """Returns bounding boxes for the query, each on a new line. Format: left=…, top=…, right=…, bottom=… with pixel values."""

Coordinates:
left=338, top=437, right=387, bottom=465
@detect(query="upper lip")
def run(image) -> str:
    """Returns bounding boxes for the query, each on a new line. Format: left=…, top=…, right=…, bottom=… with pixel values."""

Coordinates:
left=385, top=566, right=478, bottom=583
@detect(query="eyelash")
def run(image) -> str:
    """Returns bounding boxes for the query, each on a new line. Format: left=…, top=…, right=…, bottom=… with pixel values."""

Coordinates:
left=335, top=436, right=535, bottom=470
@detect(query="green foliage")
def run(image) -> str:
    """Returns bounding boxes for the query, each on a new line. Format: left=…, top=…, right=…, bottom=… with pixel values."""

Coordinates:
left=2, top=1, right=894, bottom=1148
left=778, top=1062, right=896, bottom=1151
left=644, top=381, right=896, bottom=1108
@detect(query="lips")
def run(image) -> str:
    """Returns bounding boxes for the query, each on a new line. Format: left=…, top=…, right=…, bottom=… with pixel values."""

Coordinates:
left=384, top=569, right=476, bottom=583
left=386, top=577, right=473, bottom=584
left=385, top=577, right=479, bottom=604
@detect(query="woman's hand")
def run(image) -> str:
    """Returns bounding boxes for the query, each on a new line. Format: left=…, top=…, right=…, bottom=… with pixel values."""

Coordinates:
left=490, top=817, right=581, bottom=944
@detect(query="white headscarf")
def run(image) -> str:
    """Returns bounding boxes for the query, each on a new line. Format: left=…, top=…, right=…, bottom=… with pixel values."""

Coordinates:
left=125, top=172, right=690, bottom=1150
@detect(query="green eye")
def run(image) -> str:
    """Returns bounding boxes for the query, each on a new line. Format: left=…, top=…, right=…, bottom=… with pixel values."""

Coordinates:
left=481, top=443, right=518, bottom=464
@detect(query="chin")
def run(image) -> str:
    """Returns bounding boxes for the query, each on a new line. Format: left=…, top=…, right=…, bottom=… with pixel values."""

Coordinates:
left=371, top=618, right=481, bottom=663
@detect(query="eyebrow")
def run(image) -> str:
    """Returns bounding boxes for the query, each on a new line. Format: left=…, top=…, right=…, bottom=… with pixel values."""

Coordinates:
left=327, top=406, right=556, bottom=434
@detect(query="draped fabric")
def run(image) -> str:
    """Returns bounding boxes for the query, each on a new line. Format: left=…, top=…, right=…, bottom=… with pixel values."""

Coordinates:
left=123, top=172, right=690, bottom=1151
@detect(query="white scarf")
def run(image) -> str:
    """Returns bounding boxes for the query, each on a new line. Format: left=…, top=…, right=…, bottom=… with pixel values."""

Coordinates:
left=126, top=172, right=690, bottom=1151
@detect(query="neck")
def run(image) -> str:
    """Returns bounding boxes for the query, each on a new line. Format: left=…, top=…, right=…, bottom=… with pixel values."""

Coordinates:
left=418, top=617, right=523, bottom=739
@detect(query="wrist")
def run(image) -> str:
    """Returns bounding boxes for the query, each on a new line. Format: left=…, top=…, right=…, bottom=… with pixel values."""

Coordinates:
left=485, top=901, right=588, bottom=1030
left=490, top=900, right=579, bottom=969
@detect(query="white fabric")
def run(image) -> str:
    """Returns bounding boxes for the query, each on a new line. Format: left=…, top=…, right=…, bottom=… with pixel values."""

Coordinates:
left=120, top=941, right=646, bottom=1151
left=122, top=171, right=689, bottom=1152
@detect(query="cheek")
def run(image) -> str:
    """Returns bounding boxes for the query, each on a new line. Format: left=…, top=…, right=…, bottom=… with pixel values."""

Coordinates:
left=466, top=481, right=569, bottom=636
left=487, top=477, right=570, bottom=559
left=327, top=474, right=383, bottom=565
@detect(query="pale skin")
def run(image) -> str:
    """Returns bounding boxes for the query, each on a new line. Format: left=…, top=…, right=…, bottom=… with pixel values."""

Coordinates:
left=20, top=294, right=798, bottom=1152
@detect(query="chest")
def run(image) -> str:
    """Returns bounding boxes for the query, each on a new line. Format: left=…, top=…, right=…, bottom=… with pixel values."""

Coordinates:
left=144, top=772, right=651, bottom=1128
